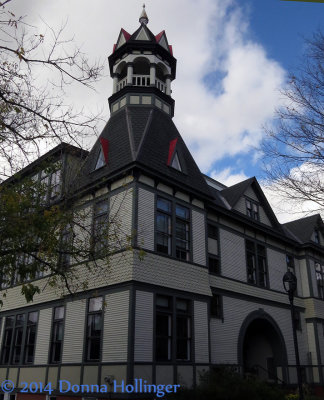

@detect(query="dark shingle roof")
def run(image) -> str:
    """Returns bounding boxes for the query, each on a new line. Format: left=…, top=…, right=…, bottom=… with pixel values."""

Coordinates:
left=220, top=178, right=254, bottom=207
left=77, top=106, right=212, bottom=197
left=283, top=214, right=323, bottom=243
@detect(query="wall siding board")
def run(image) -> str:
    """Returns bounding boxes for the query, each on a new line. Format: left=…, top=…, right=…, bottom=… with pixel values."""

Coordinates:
left=109, top=189, right=133, bottom=250
left=62, top=300, right=86, bottom=363
left=219, top=229, right=246, bottom=281
left=133, top=252, right=211, bottom=296
left=210, top=296, right=303, bottom=365
left=310, top=260, right=318, bottom=298
left=267, top=249, right=286, bottom=292
left=244, top=187, right=258, bottom=201
left=299, top=259, right=310, bottom=298
left=102, top=290, right=129, bottom=362
left=34, top=308, right=53, bottom=364
left=192, top=210, right=206, bottom=266
left=194, top=301, right=209, bottom=363
left=137, top=188, right=154, bottom=251
left=134, top=291, right=153, bottom=362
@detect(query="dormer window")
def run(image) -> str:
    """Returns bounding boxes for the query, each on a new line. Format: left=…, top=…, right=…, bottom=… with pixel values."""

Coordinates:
left=246, top=199, right=259, bottom=221
left=171, top=152, right=182, bottom=171
left=95, top=148, right=105, bottom=170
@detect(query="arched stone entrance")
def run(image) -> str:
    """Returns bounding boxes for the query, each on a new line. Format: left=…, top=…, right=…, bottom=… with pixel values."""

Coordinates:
left=238, top=310, right=288, bottom=383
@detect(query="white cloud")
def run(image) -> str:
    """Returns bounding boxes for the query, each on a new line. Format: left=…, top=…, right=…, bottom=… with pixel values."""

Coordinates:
left=7, top=0, right=286, bottom=171
left=210, top=168, right=249, bottom=187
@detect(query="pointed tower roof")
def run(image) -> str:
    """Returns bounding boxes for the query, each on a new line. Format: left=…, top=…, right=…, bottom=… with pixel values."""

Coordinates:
left=139, top=4, right=149, bottom=25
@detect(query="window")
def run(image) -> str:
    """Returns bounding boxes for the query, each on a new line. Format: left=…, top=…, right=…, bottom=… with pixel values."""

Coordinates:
left=49, top=170, right=61, bottom=200
left=156, top=197, right=191, bottom=261
left=175, top=205, right=190, bottom=261
left=210, top=294, right=223, bottom=319
left=314, top=229, right=320, bottom=244
left=12, top=314, right=25, bottom=364
left=1, top=312, right=38, bottom=365
left=50, top=306, right=65, bottom=363
left=156, top=295, right=172, bottom=361
left=155, top=295, right=191, bottom=362
left=246, top=199, right=259, bottom=221
left=156, top=198, right=172, bottom=255
left=60, top=226, right=73, bottom=267
left=286, top=255, right=295, bottom=274
left=207, top=224, right=220, bottom=275
left=246, top=240, right=268, bottom=287
left=171, top=152, right=182, bottom=171
left=315, top=262, right=324, bottom=299
left=93, top=201, right=109, bottom=253
left=24, top=312, right=38, bottom=363
left=95, top=148, right=105, bottom=170
left=1, top=316, right=14, bottom=364
left=85, top=297, right=103, bottom=361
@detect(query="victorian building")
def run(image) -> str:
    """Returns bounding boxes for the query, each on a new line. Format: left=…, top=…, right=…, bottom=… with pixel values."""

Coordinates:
left=1, top=7, right=324, bottom=399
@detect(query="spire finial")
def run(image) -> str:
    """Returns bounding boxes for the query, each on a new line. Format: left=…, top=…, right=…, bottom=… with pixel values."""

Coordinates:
left=139, top=3, right=149, bottom=25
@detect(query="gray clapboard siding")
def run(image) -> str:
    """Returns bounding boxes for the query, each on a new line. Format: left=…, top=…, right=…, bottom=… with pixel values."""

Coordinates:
left=133, top=252, right=211, bottom=296
left=62, top=300, right=86, bottom=363
left=109, top=189, right=133, bottom=250
left=134, top=291, right=153, bottom=362
left=194, top=301, right=209, bottom=363
left=233, top=197, right=246, bottom=215
left=267, top=249, right=286, bottom=292
left=102, top=290, right=129, bottom=362
left=210, top=296, right=302, bottom=365
left=244, top=186, right=258, bottom=201
left=219, top=229, right=246, bottom=281
left=299, top=259, right=310, bottom=298
left=34, top=308, right=53, bottom=364
left=259, top=207, right=271, bottom=226
left=306, top=323, right=318, bottom=364
left=192, top=210, right=206, bottom=266
left=137, top=188, right=155, bottom=251
left=309, top=260, right=318, bottom=298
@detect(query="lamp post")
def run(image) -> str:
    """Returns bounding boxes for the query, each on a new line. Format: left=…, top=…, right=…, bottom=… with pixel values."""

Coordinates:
left=283, top=271, right=304, bottom=400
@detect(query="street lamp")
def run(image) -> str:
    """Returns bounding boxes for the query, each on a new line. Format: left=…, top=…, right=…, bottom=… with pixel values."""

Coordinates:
left=283, top=271, right=304, bottom=400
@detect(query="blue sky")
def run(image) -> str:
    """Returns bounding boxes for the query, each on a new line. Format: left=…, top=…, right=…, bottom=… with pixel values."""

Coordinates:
left=9, top=0, right=324, bottom=220
left=209, top=0, right=324, bottom=182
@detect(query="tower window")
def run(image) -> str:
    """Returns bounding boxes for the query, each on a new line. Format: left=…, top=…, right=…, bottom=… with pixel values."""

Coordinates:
left=171, top=152, right=182, bottom=171
left=95, top=148, right=105, bottom=170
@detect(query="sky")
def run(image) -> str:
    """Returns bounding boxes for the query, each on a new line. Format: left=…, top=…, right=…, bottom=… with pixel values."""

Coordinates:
left=7, top=0, right=324, bottom=222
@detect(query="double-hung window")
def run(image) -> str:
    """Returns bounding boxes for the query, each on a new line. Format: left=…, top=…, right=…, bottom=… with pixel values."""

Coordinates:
left=246, top=199, right=259, bottom=221
left=1, top=311, right=38, bottom=365
left=50, top=306, right=65, bottom=363
left=156, top=198, right=172, bottom=255
left=315, top=262, right=324, bottom=299
left=93, top=201, right=109, bottom=253
left=24, top=312, right=38, bottom=364
left=207, top=224, right=220, bottom=274
left=155, top=295, right=191, bottom=362
left=1, top=316, right=14, bottom=364
left=175, top=205, right=190, bottom=261
left=156, top=197, right=190, bottom=261
left=246, top=240, right=268, bottom=287
left=85, top=297, right=103, bottom=361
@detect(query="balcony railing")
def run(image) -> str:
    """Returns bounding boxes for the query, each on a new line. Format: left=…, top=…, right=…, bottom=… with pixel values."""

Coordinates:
left=116, top=75, right=166, bottom=94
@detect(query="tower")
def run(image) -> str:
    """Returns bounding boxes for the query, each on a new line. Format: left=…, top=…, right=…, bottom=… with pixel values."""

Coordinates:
left=108, top=5, right=177, bottom=117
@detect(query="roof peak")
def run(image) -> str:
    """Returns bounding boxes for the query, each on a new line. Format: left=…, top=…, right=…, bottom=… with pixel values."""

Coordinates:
left=139, top=4, right=149, bottom=25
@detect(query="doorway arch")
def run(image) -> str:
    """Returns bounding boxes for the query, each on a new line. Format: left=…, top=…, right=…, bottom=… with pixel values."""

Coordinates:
left=237, top=310, right=288, bottom=382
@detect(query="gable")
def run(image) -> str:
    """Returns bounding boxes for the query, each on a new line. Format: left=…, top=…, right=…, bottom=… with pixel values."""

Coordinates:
left=115, top=28, right=131, bottom=50
left=135, top=26, right=150, bottom=41
left=155, top=31, right=170, bottom=52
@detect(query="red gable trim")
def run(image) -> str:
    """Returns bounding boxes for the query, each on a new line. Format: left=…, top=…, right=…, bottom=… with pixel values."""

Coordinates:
left=167, top=138, right=178, bottom=166
left=169, top=45, right=173, bottom=55
left=113, top=44, right=116, bottom=53
left=100, top=138, right=109, bottom=164
left=155, top=30, right=165, bottom=43
left=121, top=28, right=131, bottom=41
